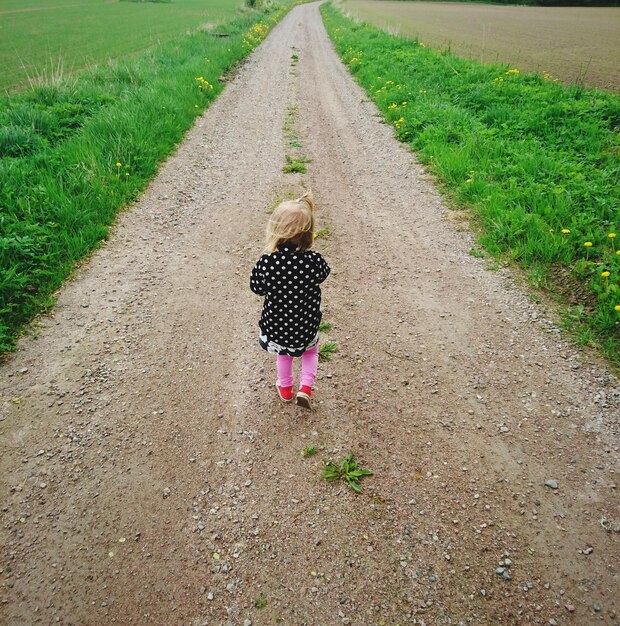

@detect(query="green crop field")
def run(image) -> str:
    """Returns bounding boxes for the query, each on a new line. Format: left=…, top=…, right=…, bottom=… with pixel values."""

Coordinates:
left=0, top=0, right=243, bottom=93
left=341, top=0, right=620, bottom=92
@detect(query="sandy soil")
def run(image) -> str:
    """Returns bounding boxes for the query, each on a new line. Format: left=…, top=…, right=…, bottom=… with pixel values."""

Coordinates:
left=341, top=0, right=620, bottom=92
left=1, top=3, right=619, bottom=624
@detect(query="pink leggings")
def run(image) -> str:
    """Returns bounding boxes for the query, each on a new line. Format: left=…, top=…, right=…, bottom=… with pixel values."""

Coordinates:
left=276, top=345, right=319, bottom=389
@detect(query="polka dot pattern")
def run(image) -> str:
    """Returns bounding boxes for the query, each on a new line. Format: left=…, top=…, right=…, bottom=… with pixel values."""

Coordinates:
left=250, top=242, right=331, bottom=357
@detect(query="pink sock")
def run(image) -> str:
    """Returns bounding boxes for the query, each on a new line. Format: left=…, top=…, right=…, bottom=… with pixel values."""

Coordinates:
left=276, top=355, right=294, bottom=388
left=300, top=345, right=319, bottom=389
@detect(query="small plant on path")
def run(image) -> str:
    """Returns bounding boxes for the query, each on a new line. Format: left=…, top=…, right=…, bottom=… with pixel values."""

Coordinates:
left=319, top=341, right=337, bottom=361
left=283, top=154, right=310, bottom=174
left=319, top=320, right=332, bottom=332
left=314, top=226, right=330, bottom=240
left=301, top=445, right=317, bottom=457
left=254, top=594, right=267, bottom=609
left=323, top=452, right=372, bottom=493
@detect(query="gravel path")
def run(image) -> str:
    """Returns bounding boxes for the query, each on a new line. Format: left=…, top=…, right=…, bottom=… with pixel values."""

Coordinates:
left=1, top=3, right=618, bottom=624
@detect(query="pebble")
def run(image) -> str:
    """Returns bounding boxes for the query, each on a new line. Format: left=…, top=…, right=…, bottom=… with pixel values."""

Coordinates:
left=207, top=592, right=214, bottom=601
left=163, top=487, right=171, bottom=498
left=565, top=603, right=575, bottom=612
left=243, top=621, right=252, bottom=626
left=545, top=480, right=558, bottom=490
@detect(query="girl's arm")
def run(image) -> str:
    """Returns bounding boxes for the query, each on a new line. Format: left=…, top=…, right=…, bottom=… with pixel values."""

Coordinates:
left=312, top=253, right=331, bottom=284
left=250, top=258, right=267, bottom=295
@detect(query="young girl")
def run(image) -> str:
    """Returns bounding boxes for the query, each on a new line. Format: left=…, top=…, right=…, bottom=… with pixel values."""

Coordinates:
left=250, top=191, right=330, bottom=410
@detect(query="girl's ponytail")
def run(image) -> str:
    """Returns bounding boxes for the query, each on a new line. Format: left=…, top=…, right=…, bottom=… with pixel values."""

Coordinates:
left=297, top=189, right=314, bottom=212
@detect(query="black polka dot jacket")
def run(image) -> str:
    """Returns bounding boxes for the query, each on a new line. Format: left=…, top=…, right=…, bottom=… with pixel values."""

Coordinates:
left=250, top=243, right=331, bottom=357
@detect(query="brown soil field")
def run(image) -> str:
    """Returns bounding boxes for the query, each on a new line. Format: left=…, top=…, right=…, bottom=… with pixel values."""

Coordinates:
left=341, top=0, right=620, bottom=91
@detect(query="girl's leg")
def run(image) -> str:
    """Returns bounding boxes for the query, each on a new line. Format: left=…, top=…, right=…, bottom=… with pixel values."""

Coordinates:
left=300, top=345, right=319, bottom=389
left=276, top=355, right=294, bottom=388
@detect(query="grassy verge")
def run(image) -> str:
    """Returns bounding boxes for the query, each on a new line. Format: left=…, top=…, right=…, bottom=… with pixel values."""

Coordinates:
left=0, top=2, right=293, bottom=353
left=322, top=3, right=620, bottom=360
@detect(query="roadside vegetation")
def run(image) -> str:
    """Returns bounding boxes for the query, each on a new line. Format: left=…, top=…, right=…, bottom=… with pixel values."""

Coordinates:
left=322, top=3, right=619, bottom=360
left=0, top=2, right=293, bottom=353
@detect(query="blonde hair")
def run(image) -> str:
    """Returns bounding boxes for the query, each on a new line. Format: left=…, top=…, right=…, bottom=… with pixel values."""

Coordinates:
left=265, top=190, right=315, bottom=253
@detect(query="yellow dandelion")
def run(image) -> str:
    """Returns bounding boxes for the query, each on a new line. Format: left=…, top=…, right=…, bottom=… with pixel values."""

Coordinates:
left=116, top=162, right=122, bottom=168
left=465, top=178, right=473, bottom=184
left=609, top=233, right=616, bottom=238
left=601, top=271, right=610, bottom=277
left=561, top=229, right=570, bottom=234
left=584, top=242, right=593, bottom=247
left=615, top=305, right=620, bottom=311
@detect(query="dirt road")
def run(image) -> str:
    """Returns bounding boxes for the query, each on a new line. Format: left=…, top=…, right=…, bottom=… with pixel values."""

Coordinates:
left=1, top=3, right=618, bottom=624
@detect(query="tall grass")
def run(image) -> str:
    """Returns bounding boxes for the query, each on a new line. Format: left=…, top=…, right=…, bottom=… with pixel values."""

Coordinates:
left=0, top=3, right=292, bottom=353
left=322, top=3, right=619, bottom=359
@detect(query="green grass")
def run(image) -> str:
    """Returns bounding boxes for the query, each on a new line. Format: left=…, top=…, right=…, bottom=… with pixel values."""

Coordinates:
left=314, top=226, right=331, bottom=240
left=0, top=0, right=246, bottom=93
left=318, top=341, right=337, bottom=361
left=322, top=3, right=620, bottom=360
left=0, top=2, right=293, bottom=353
left=323, top=452, right=372, bottom=494
left=301, top=445, right=318, bottom=457
left=318, top=319, right=332, bottom=332
left=283, top=154, right=310, bottom=173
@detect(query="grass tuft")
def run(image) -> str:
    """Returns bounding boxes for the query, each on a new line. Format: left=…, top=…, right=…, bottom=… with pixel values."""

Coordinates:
left=323, top=451, right=372, bottom=494
left=318, top=319, right=333, bottom=332
left=301, top=445, right=318, bottom=457
left=283, top=154, right=310, bottom=174
left=314, top=226, right=331, bottom=240
left=319, top=341, right=337, bottom=361
left=254, top=594, right=268, bottom=609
